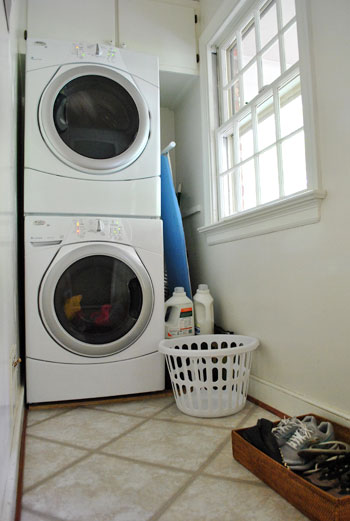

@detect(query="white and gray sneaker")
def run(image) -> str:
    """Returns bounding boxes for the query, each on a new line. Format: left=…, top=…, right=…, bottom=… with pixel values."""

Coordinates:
left=281, top=421, right=335, bottom=470
left=272, top=415, right=317, bottom=447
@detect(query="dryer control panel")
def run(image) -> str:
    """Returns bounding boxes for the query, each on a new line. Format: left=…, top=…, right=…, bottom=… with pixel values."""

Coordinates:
left=72, top=42, right=118, bottom=63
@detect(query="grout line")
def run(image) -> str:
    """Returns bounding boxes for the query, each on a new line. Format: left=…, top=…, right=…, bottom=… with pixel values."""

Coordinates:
left=26, top=407, right=77, bottom=428
left=22, top=401, right=273, bottom=513
left=202, top=473, right=267, bottom=487
left=21, top=506, right=68, bottom=521
left=147, top=432, right=232, bottom=521
left=97, top=450, right=195, bottom=475
left=23, top=404, right=177, bottom=494
left=84, top=397, right=175, bottom=419
left=146, top=415, right=237, bottom=431
left=22, top=451, right=93, bottom=495
left=25, top=433, right=97, bottom=452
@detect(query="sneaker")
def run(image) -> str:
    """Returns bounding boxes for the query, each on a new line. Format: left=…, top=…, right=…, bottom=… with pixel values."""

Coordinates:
left=281, top=421, right=335, bottom=470
left=272, top=415, right=317, bottom=447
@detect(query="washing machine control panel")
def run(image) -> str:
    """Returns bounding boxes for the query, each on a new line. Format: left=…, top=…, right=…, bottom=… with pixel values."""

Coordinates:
left=73, top=218, right=126, bottom=242
left=28, top=217, right=130, bottom=246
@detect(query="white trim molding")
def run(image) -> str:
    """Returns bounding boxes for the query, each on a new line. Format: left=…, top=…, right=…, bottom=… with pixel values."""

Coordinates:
left=249, top=375, right=350, bottom=429
left=199, top=0, right=324, bottom=242
left=1, top=387, right=25, bottom=521
left=199, top=189, right=326, bottom=245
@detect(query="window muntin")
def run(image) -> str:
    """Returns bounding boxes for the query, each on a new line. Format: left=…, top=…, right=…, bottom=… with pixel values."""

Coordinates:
left=216, top=0, right=306, bottom=220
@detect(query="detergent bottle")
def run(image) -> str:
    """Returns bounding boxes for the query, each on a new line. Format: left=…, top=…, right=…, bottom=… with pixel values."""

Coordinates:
left=193, top=284, right=214, bottom=334
left=164, top=287, right=194, bottom=338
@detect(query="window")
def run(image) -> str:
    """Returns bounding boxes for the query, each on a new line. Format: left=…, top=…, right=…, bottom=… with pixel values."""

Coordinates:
left=199, top=0, right=325, bottom=244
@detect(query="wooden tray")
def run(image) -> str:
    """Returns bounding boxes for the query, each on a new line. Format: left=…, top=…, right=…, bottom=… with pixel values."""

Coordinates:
left=231, top=414, right=350, bottom=521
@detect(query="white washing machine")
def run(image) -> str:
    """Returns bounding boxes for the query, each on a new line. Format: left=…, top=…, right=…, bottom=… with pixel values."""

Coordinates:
left=25, top=215, right=165, bottom=403
left=24, top=38, right=160, bottom=217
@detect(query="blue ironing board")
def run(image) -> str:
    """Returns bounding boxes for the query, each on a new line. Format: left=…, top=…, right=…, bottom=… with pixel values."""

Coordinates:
left=161, top=154, right=192, bottom=299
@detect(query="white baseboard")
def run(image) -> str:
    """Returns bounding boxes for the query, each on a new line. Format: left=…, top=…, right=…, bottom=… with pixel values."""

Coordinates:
left=1, top=387, right=25, bottom=521
left=249, top=375, right=350, bottom=428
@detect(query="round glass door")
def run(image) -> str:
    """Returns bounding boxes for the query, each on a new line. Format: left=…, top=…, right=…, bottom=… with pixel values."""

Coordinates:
left=54, top=255, right=142, bottom=345
left=39, top=65, right=150, bottom=173
left=53, top=76, right=139, bottom=160
left=39, top=244, right=153, bottom=357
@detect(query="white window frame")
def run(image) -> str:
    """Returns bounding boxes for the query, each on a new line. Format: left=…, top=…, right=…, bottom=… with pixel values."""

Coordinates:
left=198, top=0, right=326, bottom=245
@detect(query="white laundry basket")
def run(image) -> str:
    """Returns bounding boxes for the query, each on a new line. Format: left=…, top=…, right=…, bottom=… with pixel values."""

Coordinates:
left=159, top=335, right=259, bottom=418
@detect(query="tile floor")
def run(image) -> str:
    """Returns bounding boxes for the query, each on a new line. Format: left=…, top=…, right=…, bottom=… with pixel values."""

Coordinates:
left=21, top=396, right=308, bottom=521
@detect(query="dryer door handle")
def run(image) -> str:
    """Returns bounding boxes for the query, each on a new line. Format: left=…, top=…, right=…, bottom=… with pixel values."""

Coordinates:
left=54, top=94, right=68, bottom=132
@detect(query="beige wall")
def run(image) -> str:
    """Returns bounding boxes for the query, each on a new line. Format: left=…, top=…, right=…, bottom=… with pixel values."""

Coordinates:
left=175, top=0, right=350, bottom=425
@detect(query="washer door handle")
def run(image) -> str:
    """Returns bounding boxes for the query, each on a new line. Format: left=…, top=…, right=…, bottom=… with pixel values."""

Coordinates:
left=31, top=240, right=63, bottom=247
left=54, top=93, right=68, bottom=132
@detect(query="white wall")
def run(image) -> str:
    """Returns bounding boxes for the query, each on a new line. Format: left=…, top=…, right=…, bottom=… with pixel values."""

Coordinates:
left=0, top=1, right=26, bottom=519
left=177, top=0, right=350, bottom=426
left=199, top=0, right=224, bottom=31
left=27, top=0, right=115, bottom=42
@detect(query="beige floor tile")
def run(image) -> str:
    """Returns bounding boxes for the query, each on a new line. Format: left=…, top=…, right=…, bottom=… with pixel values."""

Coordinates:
left=88, top=395, right=175, bottom=417
left=154, top=402, right=254, bottom=429
left=27, top=409, right=70, bottom=427
left=23, top=437, right=88, bottom=491
left=22, top=453, right=189, bottom=521
left=27, top=407, right=144, bottom=450
left=102, top=419, right=229, bottom=471
left=21, top=508, right=62, bottom=521
left=203, top=440, right=260, bottom=482
left=157, top=475, right=308, bottom=521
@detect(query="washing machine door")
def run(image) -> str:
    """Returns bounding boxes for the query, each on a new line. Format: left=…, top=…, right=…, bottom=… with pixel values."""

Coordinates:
left=39, top=65, right=150, bottom=174
left=39, top=243, right=153, bottom=357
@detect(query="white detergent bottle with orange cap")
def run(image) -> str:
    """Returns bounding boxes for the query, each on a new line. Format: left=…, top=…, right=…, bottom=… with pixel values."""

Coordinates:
left=164, top=287, right=194, bottom=338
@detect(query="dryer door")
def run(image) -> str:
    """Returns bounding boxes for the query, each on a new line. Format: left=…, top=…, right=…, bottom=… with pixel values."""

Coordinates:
left=39, top=65, right=150, bottom=174
left=39, top=243, right=153, bottom=357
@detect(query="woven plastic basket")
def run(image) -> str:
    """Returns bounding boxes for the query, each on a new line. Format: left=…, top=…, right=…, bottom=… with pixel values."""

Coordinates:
left=159, top=334, right=259, bottom=418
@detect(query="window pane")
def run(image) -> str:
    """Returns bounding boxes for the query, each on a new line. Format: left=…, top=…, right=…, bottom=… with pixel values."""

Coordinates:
left=226, top=41, right=239, bottom=81
left=233, top=81, right=241, bottom=113
left=239, top=159, right=256, bottom=210
left=279, top=75, right=303, bottom=137
left=219, top=173, right=232, bottom=217
left=259, top=146, right=279, bottom=203
left=241, top=20, right=256, bottom=67
left=257, top=96, right=276, bottom=150
left=221, top=132, right=234, bottom=172
left=226, top=81, right=241, bottom=117
left=239, top=114, right=253, bottom=161
left=282, top=131, right=307, bottom=195
left=281, top=0, right=296, bottom=26
left=243, top=61, right=258, bottom=103
left=260, top=1, right=278, bottom=49
left=284, top=23, right=299, bottom=68
left=262, top=40, right=281, bottom=85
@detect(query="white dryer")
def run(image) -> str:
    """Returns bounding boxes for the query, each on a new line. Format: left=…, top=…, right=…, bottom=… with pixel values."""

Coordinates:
left=24, top=38, right=160, bottom=217
left=25, top=215, right=164, bottom=403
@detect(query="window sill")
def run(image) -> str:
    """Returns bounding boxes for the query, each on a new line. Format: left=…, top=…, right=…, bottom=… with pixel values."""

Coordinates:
left=198, top=190, right=327, bottom=245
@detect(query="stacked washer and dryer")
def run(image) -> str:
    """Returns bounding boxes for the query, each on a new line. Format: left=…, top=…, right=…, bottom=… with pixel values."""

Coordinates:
left=24, top=39, right=165, bottom=403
